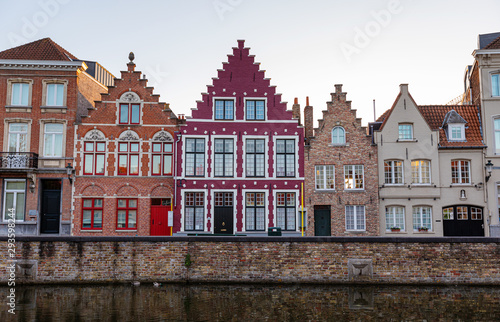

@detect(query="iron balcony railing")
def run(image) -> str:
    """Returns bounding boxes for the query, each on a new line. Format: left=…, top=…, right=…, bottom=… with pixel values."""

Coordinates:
left=0, top=152, right=38, bottom=169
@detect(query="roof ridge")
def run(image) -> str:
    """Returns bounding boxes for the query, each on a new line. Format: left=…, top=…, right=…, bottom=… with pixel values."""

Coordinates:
left=0, top=37, right=78, bottom=61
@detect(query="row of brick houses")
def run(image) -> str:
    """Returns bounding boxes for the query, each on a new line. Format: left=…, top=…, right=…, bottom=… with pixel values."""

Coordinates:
left=1, top=34, right=499, bottom=237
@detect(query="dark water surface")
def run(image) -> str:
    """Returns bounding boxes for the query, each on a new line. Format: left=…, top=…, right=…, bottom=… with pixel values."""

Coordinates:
left=1, top=284, right=500, bottom=321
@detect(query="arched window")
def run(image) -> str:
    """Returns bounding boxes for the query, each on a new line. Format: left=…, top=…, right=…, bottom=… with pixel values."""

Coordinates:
left=332, top=127, right=345, bottom=145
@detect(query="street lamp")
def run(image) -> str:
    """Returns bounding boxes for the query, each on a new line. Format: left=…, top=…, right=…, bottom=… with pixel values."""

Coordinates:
left=66, top=163, right=74, bottom=184
left=485, top=160, right=494, bottom=182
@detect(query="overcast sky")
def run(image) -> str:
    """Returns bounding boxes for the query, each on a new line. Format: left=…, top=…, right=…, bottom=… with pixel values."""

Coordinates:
left=1, top=0, right=499, bottom=126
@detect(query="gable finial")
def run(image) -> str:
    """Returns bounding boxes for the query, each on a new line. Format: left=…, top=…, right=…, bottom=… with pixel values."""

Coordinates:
left=129, top=52, right=135, bottom=63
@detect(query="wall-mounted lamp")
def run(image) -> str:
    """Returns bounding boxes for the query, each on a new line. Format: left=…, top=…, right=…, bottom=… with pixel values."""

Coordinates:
left=485, top=160, right=494, bottom=182
left=66, top=163, right=74, bottom=184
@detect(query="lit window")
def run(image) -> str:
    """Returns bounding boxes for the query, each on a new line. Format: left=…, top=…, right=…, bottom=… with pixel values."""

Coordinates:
left=46, top=83, right=64, bottom=106
left=456, top=206, right=468, bottom=220
left=185, top=192, right=204, bottom=231
left=411, top=160, right=430, bottom=184
left=345, top=205, right=365, bottom=231
left=398, top=123, right=413, bottom=140
left=43, top=123, right=63, bottom=157
left=117, top=199, right=137, bottom=229
left=471, top=207, right=483, bottom=220
left=151, top=142, right=173, bottom=176
left=246, top=139, right=265, bottom=177
left=246, top=100, right=265, bottom=120
left=384, top=160, right=403, bottom=184
left=386, top=206, right=405, bottom=231
left=412, top=206, right=432, bottom=231
left=276, top=192, right=296, bottom=231
left=214, top=100, right=234, bottom=120
left=11, top=83, right=30, bottom=106
left=246, top=192, right=265, bottom=231
left=315, top=165, right=335, bottom=190
left=451, top=160, right=470, bottom=184
left=332, top=127, right=345, bottom=145
left=492, top=74, right=499, bottom=97
left=119, top=104, right=140, bottom=124
left=276, top=139, right=295, bottom=177
left=82, top=198, right=103, bottom=229
left=344, top=165, right=364, bottom=190
left=84, top=142, right=106, bottom=175
left=3, top=180, right=26, bottom=221
left=185, top=138, right=205, bottom=177
left=118, top=142, right=140, bottom=175
left=214, top=139, right=234, bottom=177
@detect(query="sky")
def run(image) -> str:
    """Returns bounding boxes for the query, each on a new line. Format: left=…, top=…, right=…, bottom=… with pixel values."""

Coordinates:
left=1, top=0, right=499, bottom=126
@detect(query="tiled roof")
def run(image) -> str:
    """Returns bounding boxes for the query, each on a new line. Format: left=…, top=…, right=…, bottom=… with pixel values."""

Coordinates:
left=417, top=105, right=484, bottom=148
left=0, top=37, right=78, bottom=61
left=484, top=35, right=500, bottom=49
left=376, top=108, right=391, bottom=122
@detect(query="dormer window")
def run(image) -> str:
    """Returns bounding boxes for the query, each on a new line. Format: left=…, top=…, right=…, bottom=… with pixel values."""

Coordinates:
left=214, top=99, right=234, bottom=120
left=492, top=73, right=499, bottom=97
left=448, top=124, right=465, bottom=141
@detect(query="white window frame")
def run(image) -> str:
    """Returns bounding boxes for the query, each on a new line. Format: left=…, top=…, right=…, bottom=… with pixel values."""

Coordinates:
left=451, top=160, right=470, bottom=184
left=43, top=123, right=64, bottom=157
left=398, top=123, right=413, bottom=141
left=345, top=205, right=365, bottom=231
left=42, top=80, right=68, bottom=107
left=386, top=206, right=405, bottom=231
left=6, top=79, right=33, bottom=108
left=411, top=160, right=431, bottom=184
left=3, top=179, right=26, bottom=222
left=448, top=124, right=465, bottom=141
left=384, top=160, right=403, bottom=185
left=331, top=126, right=346, bottom=145
left=7, top=123, right=29, bottom=152
left=492, top=73, right=499, bottom=97
left=494, top=117, right=500, bottom=154
left=412, top=206, right=432, bottom=231
left=344, top=165, right=364, bottom=190
left=315, top=165, right=335, bottom=190
left=243, top=190, right=268, bottom=232
left=213, top=97, right=235, bottom=121
left=244, top=98, right=267, bottom=121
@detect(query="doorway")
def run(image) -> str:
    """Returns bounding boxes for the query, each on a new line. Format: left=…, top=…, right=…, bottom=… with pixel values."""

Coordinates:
left=150, top=198, right=171, bottom=236
left=40, top=179, right=61, bottom=234
left=314, top=205, right=331, bottom=236
left=214, top=192, right=234, bottom=234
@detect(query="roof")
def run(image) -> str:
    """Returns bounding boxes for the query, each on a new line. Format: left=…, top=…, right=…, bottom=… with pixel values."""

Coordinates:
left=376, top=108, right=391, bottom=123
left=418, top=105, right=484, bottom=148
left=479, top=32, right=500, bottom=49
left=0, top=37, right=78, bottom=61
left=484, top=35, right=500, bottom=49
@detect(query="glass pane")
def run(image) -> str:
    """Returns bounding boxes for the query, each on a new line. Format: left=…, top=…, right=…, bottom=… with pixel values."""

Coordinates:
left=246, top=208, right=255, bottom=230
left=152, top=155, right=161, bottom=175
left=94, top=210, right=102, bottom=228
left=276, top=140, right=285, bottom=153
left=94, top=199, right=103, bottom=208
left=163, top=155, right=172, bottom=175
left=195, top=153, right=204, bottom=176
left=47, top=84, right=55, bottom=105
left=286, top=154, right=295, bottom=176
left=118, top=155, right=128, bottom=175
left=55, top=84, right=64, bottom=105
left=214, top=154, right=223, bottom=177
left=152, top=143, right=162, bottom=153
left=10, top=123, right=28, bottom=132
left=131, top=104, right=140, bottom=123
left=119, top=143, right=128, bottom=152
left=286, top=140, right=295, bottom=153
left=256, top=208, right=265, bottom=230
left=185, top=154, right=194, bottom=176
left=215, top=100, right=224, bottom=119
left=53, top=134, right=63, bottom=157
left=225, top=101, right=233, bottom=119
left=164, top=143, right=173, bottom=153
left=129, top=199, right=137, bottom=208
left=246, top=193, right=255, bottom=206
left=83, top=199, right=92, bottom=208
left=117, top=210, right=126, bottom=228
left=5, top=193, right=14, bottom=220
left=346, top=206, right=354, bottom=230
left=246, top=155, right=254, bottom=177
left=256, top=155, right=265, bottom=177
left=95, top=155, right=105, bottom=174
left=255, top=101, right=265, bottom=120
left=44, top=133, right=53, bottom=156
left=255, top=139, right=265, bottom=153
left=256, top=193, right=265, bottom=206
left=246, top=139, right=255, bottom=153
left=195, top=139, right=205, bottom=152
left=130, top=143, right=139, bottom=152
left=8, top=134, right=17, bottom=152
left=276, top=155, right=285, bottom=176
left=493, top=74, right=500, bottom=96
left=6, top=181, right=25, bottom=190
left=277, top=208, right=285, bottom=229
left=214, top=139, right=224, bottom=153
left=225, top=139, right=233, bottom=153
left=12, top=83, right=20, bottom=105
left=195, top=208, right=204, bottom=230
left=443, top=207, right=454, bottom=220
left=186, top=139, right=195, bottom=152
left=16, top=193, right=25, bottom=220
left=85, top=142, right=94, bottom=152
left=118, top=199, right=126, bottom=208
left=128, top=211, right=137, bottom=228
left=185, top=208, right=194, bottom=230
left=246, top=100, right=255, bottom=120
left=82, top=210, right=92, bottom=228
left=120, top=104, right=129, bottom=123
left=286, top=208, right=295, bottom=230
left=96, top=143, right=106, bottom=152
left=46, top=123, right=63, bottom=132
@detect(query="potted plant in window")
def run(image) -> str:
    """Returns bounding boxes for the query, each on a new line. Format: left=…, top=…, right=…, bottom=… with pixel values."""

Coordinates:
left=418, top=226, right=429, bottom=232
left=390, top=226, right=401, bottom=232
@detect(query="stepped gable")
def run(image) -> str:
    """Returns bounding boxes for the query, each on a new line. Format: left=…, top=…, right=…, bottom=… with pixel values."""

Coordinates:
left=0, top=37, right=78, bottom=60
left=417, top=105, right=484, bottom=148
left=191, top=40, right=293, bottom=120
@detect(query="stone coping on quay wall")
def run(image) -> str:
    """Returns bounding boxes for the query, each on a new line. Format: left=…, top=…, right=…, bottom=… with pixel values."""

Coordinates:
left=2, top=236, right=500, bottom=243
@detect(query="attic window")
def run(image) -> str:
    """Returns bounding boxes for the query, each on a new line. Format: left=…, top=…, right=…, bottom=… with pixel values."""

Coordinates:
left=448, top=124, right=465, bottom=141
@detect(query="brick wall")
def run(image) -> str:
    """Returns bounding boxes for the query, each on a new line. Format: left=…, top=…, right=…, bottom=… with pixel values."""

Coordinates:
left=2, top=237, right=500, bottom=285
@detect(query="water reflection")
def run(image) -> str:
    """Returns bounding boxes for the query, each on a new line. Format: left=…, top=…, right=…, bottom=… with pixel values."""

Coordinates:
left=1, top=284, right=500, bottom=321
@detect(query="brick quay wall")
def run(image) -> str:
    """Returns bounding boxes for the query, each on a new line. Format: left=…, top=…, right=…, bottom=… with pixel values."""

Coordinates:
left=1, top=237, right=500, bottom=285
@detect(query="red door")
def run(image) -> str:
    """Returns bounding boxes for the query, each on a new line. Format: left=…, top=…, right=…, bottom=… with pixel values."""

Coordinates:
left=151, top=206, right=170, bottom=236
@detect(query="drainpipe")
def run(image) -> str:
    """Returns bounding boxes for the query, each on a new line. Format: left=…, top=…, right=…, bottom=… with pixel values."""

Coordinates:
left=174, top=131, right=181, bottom=207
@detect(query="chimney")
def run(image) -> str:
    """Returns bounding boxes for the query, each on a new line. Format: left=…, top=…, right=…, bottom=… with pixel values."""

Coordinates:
left=304, top=96, right=313, bottom=139
left=292, top=97, right=301, bottom=125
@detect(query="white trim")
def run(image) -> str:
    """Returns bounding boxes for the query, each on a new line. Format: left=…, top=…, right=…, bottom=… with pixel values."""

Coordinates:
left=273, top=135, right=299, bottom=179
left=243, top=97, right=268, bottom=121
left=345, top=205, right=366, bottom=231
left=180, top=189, right=209, bottom=232
left=212, top=97, right=236, bottom=121
left=273, top=189, right=300, bottom=231
left=188, top=118, right=299, bottom=124
left=343, top=164, right=365, bottom=191
left=241, top=189, right=269, bottom=232
left=314, top=164, right=335, bottom=191
left=0, top=60, right=86, bottom=71
left=210, top=135, right=238, bottom=179
left=242, top=135, right=269, bottom=179
left=3, top=179, right=27, bottom=222
left=182, top=135, right=209, bottom=178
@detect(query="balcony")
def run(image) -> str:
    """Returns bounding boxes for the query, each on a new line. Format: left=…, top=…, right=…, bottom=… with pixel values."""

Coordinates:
left=0, top=152, right=38, bottom=170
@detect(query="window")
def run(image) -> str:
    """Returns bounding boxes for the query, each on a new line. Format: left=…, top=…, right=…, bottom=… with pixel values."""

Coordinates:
left=246, top=100, right=265, bottom=120
left=43, top=123, right=63, bottom=157
left=345, top=205, right=365, bottom=231
left=386, top=206, right=405, bottom=231
left=344, top=165, right=364, bottom=190
left=246, top=192, right=265, bottom=231
left=46, top=83, right=64, bottom=106
left=449, top=124, right=465, bottom=141
left=443, top=206, right=482, bottom=221
left=315, top=165, right=335, bottom=190
left=82, top=199, right=103, bottom=229
left=151, top=142, right=173, bottom=176
left=411, top=160, right=430, bottom=184
left=117, top=199, right=137, bottom=229
left=214, top=99, right=234, bottom=120
left=332, top=127, right=345, bottom=145
left=384, top=160, right=403, bottom=184
left=443, top=207, right=454, bottom=220
left=119, top=104, right=140, bottom=124
left=3, top=180, right=26, bottom=221
left=185, top=138, right=205, bottom=177
left=494, top=118, right=500, bottom=152
left=118, top=142, right=140, bottom=175
left=11, top=83, right=30, bottom=106
left=185, top=192, right=204, bottom=231
left=246, top=139, right=265, bottom=177
left=276, top=192, right=296, bottom=230
left=398, top=123, right=413, bottom=140
left=471, top=207, right=483, bottom=220
left=84, top=142, right=105, bottom=175
left=492, top=74, right=499, bottom=97
left=214, top=139, right=234, bottom=177
left=8, top=123, right=28, bottom=152
left=412, top=206, right=432, bottom=230
left=451, top=160, right=470, bottom=184
left=276, top=139, right=295, bottom=177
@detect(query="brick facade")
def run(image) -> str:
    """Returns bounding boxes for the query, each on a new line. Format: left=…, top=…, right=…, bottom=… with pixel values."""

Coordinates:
left=304, top=85, right=379, bottom=236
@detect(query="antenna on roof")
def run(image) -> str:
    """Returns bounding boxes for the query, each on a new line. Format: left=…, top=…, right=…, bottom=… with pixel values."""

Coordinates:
left=373, top=99, right=376, bottom=122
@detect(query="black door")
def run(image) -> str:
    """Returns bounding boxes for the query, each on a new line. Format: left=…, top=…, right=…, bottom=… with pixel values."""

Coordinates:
left=214, top=192, right=233, bottom=234
left=442, top=205, right=484, bottom=236
left=314, top=206, right=331, bottom=236
left=40, top=180, right=61, bottom=234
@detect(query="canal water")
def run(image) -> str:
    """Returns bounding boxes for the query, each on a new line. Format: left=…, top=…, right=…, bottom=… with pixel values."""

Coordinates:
left=1, top=284, right=500, bottom=321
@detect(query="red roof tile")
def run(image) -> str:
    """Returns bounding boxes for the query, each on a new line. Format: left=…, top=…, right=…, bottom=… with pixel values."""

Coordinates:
left=0, top=37, right=78, bottom=61
left=484, top=35, right=500, bottom=49
left=376, top=108, right=391, bottom=122
left=417, top=105, right=484, bottom=148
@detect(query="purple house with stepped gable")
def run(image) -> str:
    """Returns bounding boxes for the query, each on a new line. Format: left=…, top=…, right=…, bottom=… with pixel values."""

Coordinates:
left=173, top=40, right=304, bottom=235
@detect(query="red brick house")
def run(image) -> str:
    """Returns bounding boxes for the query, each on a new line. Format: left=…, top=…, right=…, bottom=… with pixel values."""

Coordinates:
left=0, top=38, right=110, bottom=235
left=72, top=54, right=179, bottom=236
left=173, top=40, right=304, bottom=235
left=303, top=85, right=379, bottom=236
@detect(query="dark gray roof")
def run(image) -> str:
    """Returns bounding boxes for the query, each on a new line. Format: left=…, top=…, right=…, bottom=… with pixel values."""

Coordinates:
left=443, top=109, right=467, bottom=127
left=478, top=32, right=500, bottom=49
